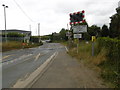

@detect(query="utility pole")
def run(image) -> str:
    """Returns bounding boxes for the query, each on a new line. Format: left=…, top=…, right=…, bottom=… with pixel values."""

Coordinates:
left=29, top=24, right=32, bottom=35
left=67, top=23, right=69, bottom=30
left=2, top=4, right=8, bottom=43
left=29, top=25, right=31, bottom=31
left=67, top=23, right=71, bottom=50
left=38, top=23, right=40, bottom=42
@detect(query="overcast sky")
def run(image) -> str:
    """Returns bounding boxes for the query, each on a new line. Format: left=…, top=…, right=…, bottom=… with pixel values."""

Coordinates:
left=0, top=0, right=119, bottom=36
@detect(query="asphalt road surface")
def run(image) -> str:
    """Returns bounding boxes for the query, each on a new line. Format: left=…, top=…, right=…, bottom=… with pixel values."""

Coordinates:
left=2, top=43, right=63, bottom=88
left=30, top=44, right=107, bottom=88
left=2, top=43, right=107, bottom=88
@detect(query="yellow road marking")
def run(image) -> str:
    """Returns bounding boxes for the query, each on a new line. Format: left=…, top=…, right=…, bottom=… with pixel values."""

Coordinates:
left=1, top=55, right=13, bottom=60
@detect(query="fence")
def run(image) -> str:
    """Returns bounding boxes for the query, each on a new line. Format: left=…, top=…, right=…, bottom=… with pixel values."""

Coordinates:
left=2, top=37, right=24, bottom=42
left=2, top=37, right=39, bottom=43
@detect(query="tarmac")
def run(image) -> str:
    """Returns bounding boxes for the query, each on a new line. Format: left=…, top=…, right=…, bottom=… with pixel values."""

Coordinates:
left=30, top=47, right=107, bottom=88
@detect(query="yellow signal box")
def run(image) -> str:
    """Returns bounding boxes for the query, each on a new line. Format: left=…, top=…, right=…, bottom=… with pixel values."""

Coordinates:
left=92, top=36, right=96, bottom=42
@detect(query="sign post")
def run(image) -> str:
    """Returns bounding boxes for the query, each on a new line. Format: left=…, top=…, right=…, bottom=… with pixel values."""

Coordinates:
left=66, top=31, right=72, bottom=50
left=72, top=25, right=87, bottom=54
left=77, top=40, right=79, bottom=54
left=69, top=10, right=87, bottom=54
left=73, top=34, right=82, bottom=54
left=92, top=36, right=96, bottom=56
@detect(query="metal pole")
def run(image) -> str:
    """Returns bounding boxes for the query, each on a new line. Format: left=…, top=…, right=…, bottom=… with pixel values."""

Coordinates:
left=92, top=42, right=94, bottom=56
left=68, top=24, right=71, bottom=50
left=29, top=25, right=31, bottom=31
left=2, top=4, right=8, bottom=43
left=28, top=25, right=31, bottom=43
left=39, top=23, right=40, bottom=40
left=77, top=43, right=78, bottom=54
left=38, top=23, right=40, bottom=42
left=77, top=38, right=79, bottom=54
left=67, top=23, right=69, bottom=30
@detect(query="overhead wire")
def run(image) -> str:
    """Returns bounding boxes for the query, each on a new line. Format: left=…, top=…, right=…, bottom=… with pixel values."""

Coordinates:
left=13, top=0, right=34, bottom=22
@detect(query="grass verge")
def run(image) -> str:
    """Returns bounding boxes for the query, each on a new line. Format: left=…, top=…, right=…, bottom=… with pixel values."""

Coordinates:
left=1, top=41, right=43, bottom=52
left=66, top=40, right=118, bottom=88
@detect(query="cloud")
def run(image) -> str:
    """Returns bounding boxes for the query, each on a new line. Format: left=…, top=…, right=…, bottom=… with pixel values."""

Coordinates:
left=0, top=0, right=119, bottom=35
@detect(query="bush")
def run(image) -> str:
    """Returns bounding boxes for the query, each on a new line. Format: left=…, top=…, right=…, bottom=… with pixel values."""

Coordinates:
left=2, top=41, right=43, bottom=52
left=30, top=36, right=40, bottom=43
left=6, top=32, right=25, bottom=37
left=97, top=37, right=120, bottom=88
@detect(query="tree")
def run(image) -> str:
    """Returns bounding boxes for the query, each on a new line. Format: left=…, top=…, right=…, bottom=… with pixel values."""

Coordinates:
left=83, top=32, right=91, bottom=41
left=109, top=8, right=120, bottom=38
left=41, top=35, right=51, bottom=40
left=101, top=24, right=109, bottom=37
left=51, top=32, right=60, bottom=41
left=88, top=25, right=101, bottom=37
left=59, top=28, right=68, bottom=41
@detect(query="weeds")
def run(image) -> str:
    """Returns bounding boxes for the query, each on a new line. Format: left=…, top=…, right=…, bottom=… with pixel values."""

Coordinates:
left=2, top=41, right=42, bottom=52
left=68, top=38, right=119, bottom=88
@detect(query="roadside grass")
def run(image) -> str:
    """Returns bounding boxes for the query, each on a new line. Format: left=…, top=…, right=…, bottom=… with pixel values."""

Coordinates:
left=67, top=41, right=116, bottom=88
left=0, top=43, right=2, bottom=52
left=61, top=41, right=67, bottom=46
left=52, top=40, right=67, bottom=43
left=2, top=41, right=43, bottom=52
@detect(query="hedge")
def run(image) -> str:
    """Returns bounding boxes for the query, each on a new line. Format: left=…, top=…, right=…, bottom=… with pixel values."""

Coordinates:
left=97, top=37, right=120, bottom=88
left=2, top=32, right=25, bottom=37
left=97, top=37, right=120, bottom=61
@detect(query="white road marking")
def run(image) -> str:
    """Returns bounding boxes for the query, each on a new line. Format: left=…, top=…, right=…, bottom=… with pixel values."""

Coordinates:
left=34, top=53, right=41, bottom=61
left=13, top=52, right=58, bottom=88
left=10, top=61, right=14, bottom=63
left=65, top=46, right=69, bottom=52
left=2, top=54, right=33, bottom=65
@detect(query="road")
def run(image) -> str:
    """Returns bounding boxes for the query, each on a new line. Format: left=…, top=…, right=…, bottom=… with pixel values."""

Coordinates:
left=30, top=44, right=107, bottom=88
left=2, top=43, right=63, bottom=88
left=2, top=43, right=107, bottom=88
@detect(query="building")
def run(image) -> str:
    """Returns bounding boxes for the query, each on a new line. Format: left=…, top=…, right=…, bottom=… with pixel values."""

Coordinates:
left=0, top=29, right=31, bottom=36
left=0, top=29, right=31, bottom=42
left=52, top=32, right=59, bottom=36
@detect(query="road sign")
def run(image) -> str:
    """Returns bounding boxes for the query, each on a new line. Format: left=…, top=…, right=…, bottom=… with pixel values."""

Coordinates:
left=66, top=32, right=72, bottom=37
left=73, top=25, right=87, bottom=33
left=74, top=34, right=82, bottom=38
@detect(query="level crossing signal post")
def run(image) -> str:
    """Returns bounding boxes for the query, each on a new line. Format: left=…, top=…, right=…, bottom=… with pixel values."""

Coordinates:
left=69, top=10, right=87, bottom=54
